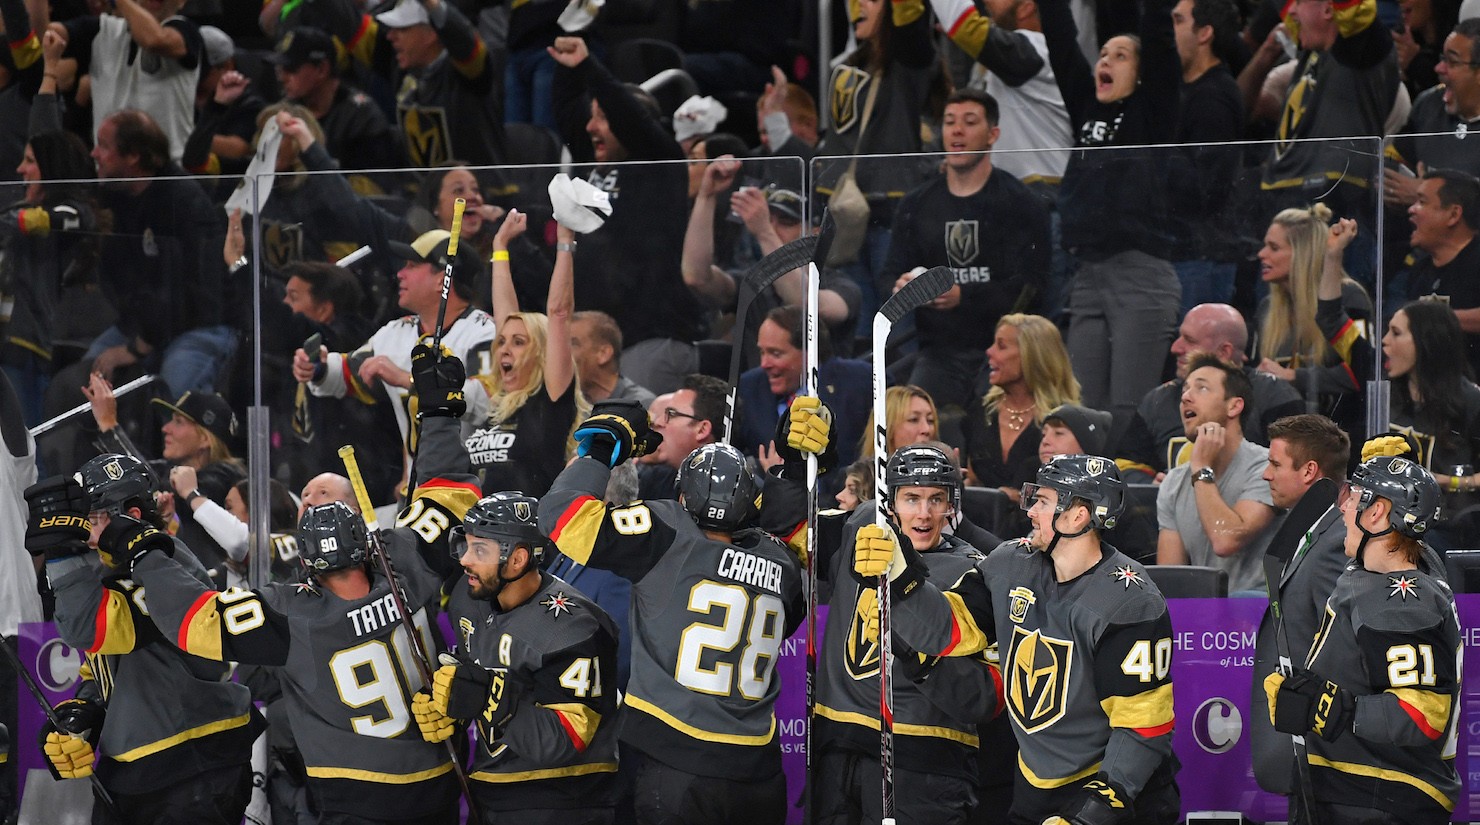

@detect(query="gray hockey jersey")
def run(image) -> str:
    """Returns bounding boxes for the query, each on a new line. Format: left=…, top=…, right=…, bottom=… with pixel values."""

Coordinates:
left=448, top=572, right=621, bottom=811
left=540, top=456, right=804, bottom=781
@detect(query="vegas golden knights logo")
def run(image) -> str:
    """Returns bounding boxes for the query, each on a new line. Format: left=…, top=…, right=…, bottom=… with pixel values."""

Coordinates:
left=263, top=221, right=304, bottom=272
left=401, top=105, right=453, bottom=168
left=1274, top=54, right=1318, bottom=160
left=1007, top=586, right=1036, bottom=624
left=1086, top=457, right=1106, bottom=476
left=1165, top=437, right=1192, bottom=472
left=1007, top=626, right=1073, bottom=733
left=845, top=591, right=881, bottom=680
left=945, top=220, right=979, bottom=268
left=104, top=459, right=123, bottom=480
left=830, top=66, right=873, bottom=136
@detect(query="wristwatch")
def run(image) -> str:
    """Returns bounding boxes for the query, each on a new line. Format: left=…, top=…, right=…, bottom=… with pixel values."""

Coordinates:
left=183, top=489, right=204, bottom=505
left=1192, top=467, right=1217, bottom=485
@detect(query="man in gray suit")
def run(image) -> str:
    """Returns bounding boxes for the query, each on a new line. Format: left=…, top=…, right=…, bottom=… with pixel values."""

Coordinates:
left=1250, top=414, right=1352, bottom=807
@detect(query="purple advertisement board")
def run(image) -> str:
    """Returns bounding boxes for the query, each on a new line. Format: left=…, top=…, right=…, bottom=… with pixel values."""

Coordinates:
left=13, top=597, right=1480, bottom=821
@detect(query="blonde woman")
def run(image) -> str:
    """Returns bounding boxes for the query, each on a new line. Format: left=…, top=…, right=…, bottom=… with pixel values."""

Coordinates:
left=858, top=384, right=939, bottom=459
left=963, top=314, right=1080, bottom=504
left=1254, top=204, right=1372, bottom=426
left=465, top=209, right=586, bottom=496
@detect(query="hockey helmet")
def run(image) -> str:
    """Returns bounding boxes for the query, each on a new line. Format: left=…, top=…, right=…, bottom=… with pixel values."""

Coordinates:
left=297, top=502, right=369, bottom=573
left=1347, top=455, right=1440, bottom=539
left=1023, top=454, right=1125, bottom=530
left=76, top=453, right=154, bottom=515
left=677, top=443, right=759, bottom=532
left=884, top=444, right=961, bottom=516
left=450, top=492, right=546, bottom=564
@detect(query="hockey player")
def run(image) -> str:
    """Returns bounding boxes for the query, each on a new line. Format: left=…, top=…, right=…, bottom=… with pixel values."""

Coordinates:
left=413, top=492, right=621, bottom=823
left=1265, top=455, right=1460, bottom=825
left=98, top=345, right=483, bottom=823
left=537, top=400, right=804, bottom=825
left=810, top=444, right=1000, bottom=825
left=24, top=452, right=263, bottom=823
left=856, top=454, right=1180, bottom=825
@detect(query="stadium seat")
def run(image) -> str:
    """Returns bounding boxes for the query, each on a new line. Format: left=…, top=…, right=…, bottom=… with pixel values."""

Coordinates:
left=640, top=68, right=701, bottom=122
left=1104, top=482, right=1160, bottom=564
left=1145, top=565, right=1229, bottom=598
left=695, top=340, right=732, bottom=380
left=609, top=38, right=686, bottom=85
left=961, top=486, right=1015, bottom=538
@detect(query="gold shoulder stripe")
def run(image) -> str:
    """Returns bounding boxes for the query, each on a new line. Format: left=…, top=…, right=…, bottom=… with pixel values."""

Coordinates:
left=414, top=478, right=483, bottom=522
left=110, top=713, right=252, bottom=762
left=544, top=702, right=601, bottom=750
left=1307, top=754, right=1453, bottom=810
left=626, top=693, right=776, bottom=746
left=1100, top=682, right=1175, bottom=731
left=941, top=590, right=990, bottom=657
left=306, top=761, right=454, bottom=784
left=1018, top=754, right=1101, bottom=789
left=470, top=762, right=618, bottom=783
left=180, top=590, right=225, bottom=661
left=89, top=591, right=137, bottom=655
left=549, top=496, right=606, bottom=566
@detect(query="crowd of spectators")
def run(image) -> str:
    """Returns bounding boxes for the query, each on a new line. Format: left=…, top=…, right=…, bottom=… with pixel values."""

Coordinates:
left=0, top=0, right=1475, bottom=605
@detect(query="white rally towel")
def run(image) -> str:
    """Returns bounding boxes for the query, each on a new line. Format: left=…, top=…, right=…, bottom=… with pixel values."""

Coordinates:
left=224, top=118, right=284, bottom=216
left=557, top=0, right=604, bottom=32
left=547, top=173, right=612, bottom=234
left=672, top=95, right=728, bottom=143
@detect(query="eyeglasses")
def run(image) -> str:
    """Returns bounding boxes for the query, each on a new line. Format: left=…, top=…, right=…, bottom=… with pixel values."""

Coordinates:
left=662, top=407, right=699, bottom=424
left=1439, top=53, right=1480, bottom=69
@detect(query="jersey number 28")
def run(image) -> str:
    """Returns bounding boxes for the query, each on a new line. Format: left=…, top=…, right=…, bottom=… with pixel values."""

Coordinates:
left=676, top=582, right=785, bottom=700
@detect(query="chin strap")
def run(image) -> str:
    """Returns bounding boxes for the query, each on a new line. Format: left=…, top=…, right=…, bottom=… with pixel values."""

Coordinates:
left=1043, top=507, right=1093, bottom=556
left=1352, top=519, right=1392, bottom=568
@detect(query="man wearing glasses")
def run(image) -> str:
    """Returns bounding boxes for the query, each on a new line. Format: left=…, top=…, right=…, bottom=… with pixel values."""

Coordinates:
left=637, top=374, right=729, bottom=500
left=1390, top=18, right=1480, bottom=205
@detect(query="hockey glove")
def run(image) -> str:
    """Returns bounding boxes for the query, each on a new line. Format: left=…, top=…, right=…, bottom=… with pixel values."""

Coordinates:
left=97, top=513, right=174, bottom=571
left=411, top=343, right=466, bottom=419
left=1269, top=669, right=1354, bottom=741
left=412, top=690, right=456, bottom=743
left=1361, top=434, right=1412, bottom=463
left=852, top=523, right=926, bottom=599
left=39, top=699, right=103, bottom=780
left=1043, top=775, right=1131, bottom=825
left=574, top=400, right=661, bottom=467
left=855, top=586, right=880, bottom=645
left=432, top=654, right=494, bottom=719
left=773, top=396, right=838, bottom=479
left=24, top=476, right=91, bottom=559
left=480, top=670, right=527, bottom=737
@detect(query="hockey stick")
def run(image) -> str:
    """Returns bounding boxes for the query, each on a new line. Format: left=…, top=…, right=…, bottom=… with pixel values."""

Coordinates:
left=431, top=198, right=467, bottom=355
left=1262, top=476, right=1337, bottom=825
left=0, top=638, right=121, bottom=820
left=872, top=266, right=953, bottom=825
left=801, top=208, right=834, bottom=825
left=722, top=234, right=819, bottom=445
left=338, top=445, right=483, bottom=825
left=30, top=374, right=157, bottom=438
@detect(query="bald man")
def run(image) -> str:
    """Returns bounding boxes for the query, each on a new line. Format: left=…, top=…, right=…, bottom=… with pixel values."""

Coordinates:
left=298, top=472, right=356, bottom=518
left=1117, top=303, right=1304, bottom=481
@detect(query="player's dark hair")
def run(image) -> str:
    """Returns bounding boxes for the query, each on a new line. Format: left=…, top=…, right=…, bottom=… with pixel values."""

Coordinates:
left=680, top=373, right=730, bottom=439
left=1394, top=300, right=1471, bottom=441
left=281, top=261, right=364, bottom=318
left=1267, top=414, right=1351, bottom=481
left=945, top=88, right=1000, bottom=126
left=764, top=304, right=833, bottom=364
left=1424, top=168, right=1480, bottom=233
left=1185, top=351, right=1252, bottom=425
left=107, top=110, right=170, bottom=175
left=574, top=310, right=623, bottom=366
left=1189, top=0, right=1243, bottom=64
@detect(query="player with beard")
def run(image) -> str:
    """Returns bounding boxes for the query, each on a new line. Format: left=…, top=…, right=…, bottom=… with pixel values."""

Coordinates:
left=415, top=492, right=621, bottom=823
left=856, top=454, right=1180, bottom=825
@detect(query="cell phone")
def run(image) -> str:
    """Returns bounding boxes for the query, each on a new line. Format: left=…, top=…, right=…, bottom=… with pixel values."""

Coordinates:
left=304, top=333, right=326, bottom=381
left=1274, top=26, right=1297, bottom=60
left=727, top=177, right=764, bottom=224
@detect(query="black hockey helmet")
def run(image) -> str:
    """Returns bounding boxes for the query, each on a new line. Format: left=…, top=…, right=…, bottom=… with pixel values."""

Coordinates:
left=1024, top=454, right=1125, bottom=531
left=884, top=444, right=961, bottom=516
left=450, top=492, right=546, bottom=564
left=76, top=453, right=154, bottom=515
left=297, top=502, right=369, bottom=573
left=677, top=443, right=759, bottom=532
left=1348, top=455, right=1440, bottom=539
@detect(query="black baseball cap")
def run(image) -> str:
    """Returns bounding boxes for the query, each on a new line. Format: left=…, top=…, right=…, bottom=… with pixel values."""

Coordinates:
left=387, top=230, right=479, bottom=286
left=766, top=188, right=804, bottom=224
left=265, top=27, right=336, bottom=70
left=1043, top=404, right=1113, bottom=457
left=152, top=392, right=239, bottom=443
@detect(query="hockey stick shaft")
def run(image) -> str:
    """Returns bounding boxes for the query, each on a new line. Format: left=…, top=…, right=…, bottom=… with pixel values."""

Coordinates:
left=871, top=265, right=953, bottom=825
left=431, top=198, right=467, bottom=354
left=30, top=374, right=157, bottom=438
left=801, top=261, right=822, bottom=825
left=0, top=637, right=121, bottom=818
left=338, top=445, right=484, bottom=825
left=723, top=234, right=819, bottom=445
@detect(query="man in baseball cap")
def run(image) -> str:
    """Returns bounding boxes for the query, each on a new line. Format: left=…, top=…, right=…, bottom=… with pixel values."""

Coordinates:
left=266, top=27, right=403, bottom=174
left=264, top=26, right=335, bottom=72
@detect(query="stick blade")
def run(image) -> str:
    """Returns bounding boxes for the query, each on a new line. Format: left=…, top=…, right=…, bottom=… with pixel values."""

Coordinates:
left=739, top=235, right=818, bottom=299
left=879, top=266, right=953, bottom=323
left=812, top=207, right=837, bottom=270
